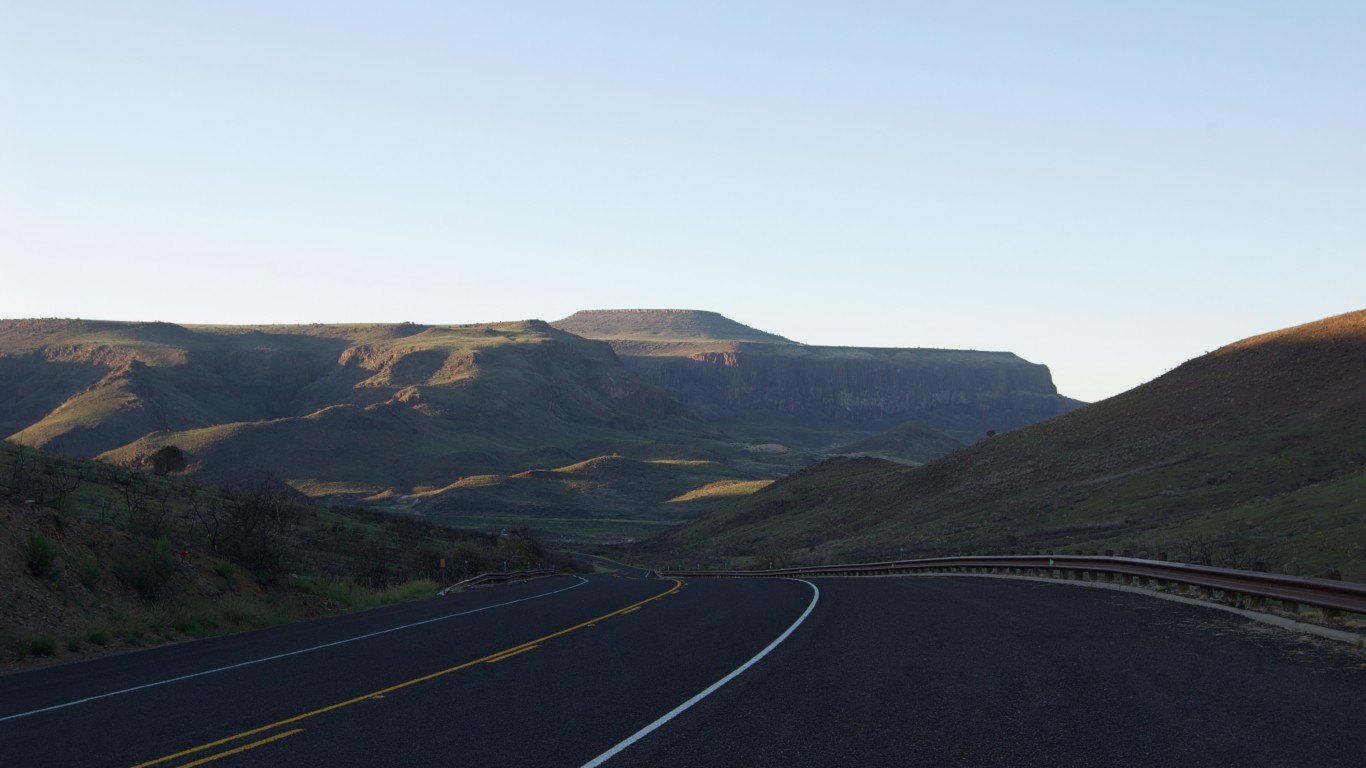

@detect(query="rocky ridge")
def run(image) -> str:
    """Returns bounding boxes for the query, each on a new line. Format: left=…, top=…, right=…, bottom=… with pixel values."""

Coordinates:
left=554, top=309, right=1083, bottom=446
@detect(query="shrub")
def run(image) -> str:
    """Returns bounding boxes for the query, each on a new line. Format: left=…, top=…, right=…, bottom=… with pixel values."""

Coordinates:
left=117, top=537, right=180, bottom=603
left=28, top=533, right=56, bottom=577
left=147, top=606, right=174, bottom=637
left=18, top=634, right=57, bottom=658
left=290, top=575, right=361, bottom=606
left=221, top=600, right=269, bottom=629
left=84, top=627, right=112, bottom=646
left=171, top=609, right=218, bottom=637
left=78, top=557, right=102, bottom=590
left=372, top=580, right=440, bottom=606
left=114, top=617, right=146, bottom=645
left=213, top=560, right=235, bottom=580
left=290, top=576, right=436, bottom=610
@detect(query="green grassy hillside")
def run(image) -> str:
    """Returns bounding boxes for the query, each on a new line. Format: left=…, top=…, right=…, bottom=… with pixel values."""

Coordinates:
left=648, top=310, right=1366, bottom=581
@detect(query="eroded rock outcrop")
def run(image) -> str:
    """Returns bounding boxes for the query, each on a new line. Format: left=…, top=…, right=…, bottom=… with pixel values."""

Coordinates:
left=554, top=310, right=1084, bottom=445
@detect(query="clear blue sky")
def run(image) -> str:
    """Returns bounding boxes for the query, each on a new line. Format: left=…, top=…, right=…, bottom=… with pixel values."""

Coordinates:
left=2, top=2, right=1362, bottom=403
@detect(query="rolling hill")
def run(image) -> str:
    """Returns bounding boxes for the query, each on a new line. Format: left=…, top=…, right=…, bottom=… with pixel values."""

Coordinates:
left=2, top=313, right=1083, bottom=535
left=0, top=319, right=704, bottom=498
left=647, top=310, right=1366, bottom=581
left=832, top=421, right=966, bottom=464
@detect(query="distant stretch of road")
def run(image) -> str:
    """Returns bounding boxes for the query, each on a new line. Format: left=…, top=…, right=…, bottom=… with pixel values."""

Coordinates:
left=3, top=569, right=1364, bottom=767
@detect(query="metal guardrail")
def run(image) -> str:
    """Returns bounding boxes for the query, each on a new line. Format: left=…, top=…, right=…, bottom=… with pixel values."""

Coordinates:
left=440, top=568, right=559, bottom=594
left=663, top=555, right=1366, bottom=616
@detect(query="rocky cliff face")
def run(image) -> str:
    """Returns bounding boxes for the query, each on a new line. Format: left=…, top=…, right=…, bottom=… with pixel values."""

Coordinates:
left=620, top=344, right=1079, bottom=444
left=553, top=310, right=1084, bottom=446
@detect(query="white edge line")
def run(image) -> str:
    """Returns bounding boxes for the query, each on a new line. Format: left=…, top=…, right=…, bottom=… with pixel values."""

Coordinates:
left=580, top=578, right=820, bottom=768
left=0, top=576, right=589, bottom=723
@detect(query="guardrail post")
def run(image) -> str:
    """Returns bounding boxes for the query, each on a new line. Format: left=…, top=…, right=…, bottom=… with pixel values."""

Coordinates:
left=1324, top=570, right=1343, bottom=620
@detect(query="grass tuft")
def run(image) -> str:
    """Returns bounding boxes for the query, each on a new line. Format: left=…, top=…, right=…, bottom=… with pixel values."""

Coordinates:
left=213, top=560, right=235, bottom=580
left=78, top=557, right=102, bottom=590
left=221, top=600, right=269, bottom=629
left=290, top=576, right=438, bottom=610
left=17, top=634, right=57, bottom=658
left=28, top=533, right=57, bottom=577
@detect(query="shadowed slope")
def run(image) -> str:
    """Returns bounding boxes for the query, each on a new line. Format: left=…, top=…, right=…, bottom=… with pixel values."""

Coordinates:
left=651, top=310, right=1366, bottom=580
left=1, top=320, right=700, bottom=498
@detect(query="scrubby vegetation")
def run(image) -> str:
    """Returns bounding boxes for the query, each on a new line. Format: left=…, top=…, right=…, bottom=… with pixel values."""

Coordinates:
left=0, top=441, right=581, bottom=668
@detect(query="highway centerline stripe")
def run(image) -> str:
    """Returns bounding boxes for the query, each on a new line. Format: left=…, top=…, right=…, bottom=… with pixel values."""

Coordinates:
left=580, top=578, right=821, bottom=768
left=1, top=576, right=590, bottom=724
left=173, top=729, right=304, bottom=768
left=130, top=579, right=683, bottom=768
left=485, top=644, right=539, bottom=663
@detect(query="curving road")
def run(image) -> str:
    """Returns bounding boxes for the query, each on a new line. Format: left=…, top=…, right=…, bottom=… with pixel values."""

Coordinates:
left=2, top=573, right=1363, bottom=767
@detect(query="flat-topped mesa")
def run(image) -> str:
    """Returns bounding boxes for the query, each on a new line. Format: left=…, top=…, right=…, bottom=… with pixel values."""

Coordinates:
left=552, top=309, right=792, bottom=344
left=553, top=309, right=1083, bottom=444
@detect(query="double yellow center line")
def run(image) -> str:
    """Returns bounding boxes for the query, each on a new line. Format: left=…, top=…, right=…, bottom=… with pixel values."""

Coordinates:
left=132, top=579, right=682, bottom=768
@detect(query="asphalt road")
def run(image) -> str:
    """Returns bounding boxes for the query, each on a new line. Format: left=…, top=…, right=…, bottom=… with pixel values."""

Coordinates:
left=3, top=574, right=1363, bottom=767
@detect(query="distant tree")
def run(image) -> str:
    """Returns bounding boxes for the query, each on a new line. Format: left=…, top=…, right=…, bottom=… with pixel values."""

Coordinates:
left=221, top=477, right=300, bottom=580
left=986, top=429, right=997, bottom=438
left=147, top=445, right=187, bottom=476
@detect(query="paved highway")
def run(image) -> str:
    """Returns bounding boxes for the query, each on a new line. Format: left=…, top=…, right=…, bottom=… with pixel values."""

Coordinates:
left=2, top=573, right=1363, bottom=767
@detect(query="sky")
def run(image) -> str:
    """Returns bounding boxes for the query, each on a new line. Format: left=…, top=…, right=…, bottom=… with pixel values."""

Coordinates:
left=1, top=2, right=1362, bottom=403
